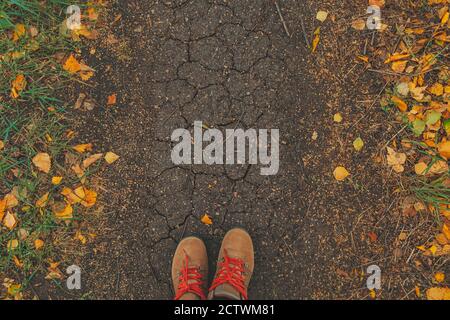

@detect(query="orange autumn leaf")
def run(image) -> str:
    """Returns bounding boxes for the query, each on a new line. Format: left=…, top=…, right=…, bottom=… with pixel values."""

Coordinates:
left=12, top=24, right=26, bottom=42
left=201, top=214, right=213, bottom=225
left=0, top=199, right=6, bottom=221
left=36, top=192, right=49, bottom=208
left=391, top=96, right=408, bottom=112
left=63, top=54, right=81, bottom=74
left=438, top=140, right=450, bottom=160
left=10, top=74, right=26, bottom=99
left=384, top=53, right=410, bottom=64
left=74, top=186, right=97, bottom=208
left=32, top=152, right=51, bottom=173
left=73, top=143, right=93, bottom=153
left=82, top=153, right=103, bottom=168
left=107, top=94, right=117, bottom=106
left=87, top=7, right=99, bottom=21
left=34, top=239, right=44, bottom=250
left=13, top=256, right=23, bottom=268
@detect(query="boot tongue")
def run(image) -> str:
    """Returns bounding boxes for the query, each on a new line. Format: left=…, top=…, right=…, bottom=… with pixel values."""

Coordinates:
left=210, top=284, right=242, bottom=300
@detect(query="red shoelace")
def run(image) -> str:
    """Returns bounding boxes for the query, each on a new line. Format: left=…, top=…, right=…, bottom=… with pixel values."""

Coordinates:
left=209, top=250, right=248, bottom=300
left=174, top=254, right=206, bottom=300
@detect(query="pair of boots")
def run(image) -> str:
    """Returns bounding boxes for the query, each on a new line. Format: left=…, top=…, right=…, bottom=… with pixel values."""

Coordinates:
left=172, top=228, right=254, bottom=300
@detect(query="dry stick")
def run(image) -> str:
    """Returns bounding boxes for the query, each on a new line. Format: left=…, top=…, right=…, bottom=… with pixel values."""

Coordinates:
left=347, top=81, right=390, bottom=131
left=274, top=1, right=291, bottom=37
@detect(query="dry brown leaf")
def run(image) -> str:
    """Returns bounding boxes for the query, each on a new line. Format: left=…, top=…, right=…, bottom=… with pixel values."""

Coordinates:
left=386, top=147, right=406, bottom=173
left=351, top=19, right=366, bottom=30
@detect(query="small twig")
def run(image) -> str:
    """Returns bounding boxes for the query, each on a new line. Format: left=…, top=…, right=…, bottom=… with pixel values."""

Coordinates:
left=380, top=125, right=407, bottom=151
left=274, top=1, right=291, bottom=37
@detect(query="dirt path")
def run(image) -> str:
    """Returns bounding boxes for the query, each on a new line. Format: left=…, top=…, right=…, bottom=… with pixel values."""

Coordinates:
left=74, top=0, right=409, bottom=299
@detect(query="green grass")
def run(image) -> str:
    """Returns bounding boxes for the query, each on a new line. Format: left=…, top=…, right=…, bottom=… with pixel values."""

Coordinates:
left=0, top=0, right=91, bottom=299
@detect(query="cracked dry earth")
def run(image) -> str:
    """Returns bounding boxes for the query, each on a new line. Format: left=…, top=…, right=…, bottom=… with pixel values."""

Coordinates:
left=74, top=0, right=395, bottom=299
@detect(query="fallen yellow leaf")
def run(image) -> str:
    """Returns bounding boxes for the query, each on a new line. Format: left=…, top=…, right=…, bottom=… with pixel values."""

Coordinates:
left=316, top=11, right=328, bottom=22
left=3, top=212, right=17, bottom=230
left=426, top=287, right=450, bottom=300
left=53, top=202, right=73, bottom=220
left=7, top=239, right=19, bottom=251
left=61, top=187, right=82, bottom=204
left=32, top=152, right=51, bottom=173
left=105, top=151, right=120, bottom=164
left=353, top=137, right=364, bottom=151
left=429, top=82, right=444, bottom=96
left=333, top=166, right=350, bottom=181
left=36, top=192, right=49, bottom=208
left=311, top=27, right=320, bottom=53
left=391, top=60, right=407, bottom=73
left=333, top=113, right=343, bottom=123
left=435, top=272, right=445, bottom=283
left=4, top=193, right=18, bottom=208
left=63, top=54, right=81, bottom=74
left=52, top=176, right=63, bottom=185
left=414, top=162, right=428, bottom=175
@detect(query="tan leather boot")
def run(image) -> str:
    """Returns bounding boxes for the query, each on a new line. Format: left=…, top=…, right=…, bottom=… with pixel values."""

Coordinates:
left=172, top=236, right=208, bottom=300
left=208, top=228, right=254, bottom=300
